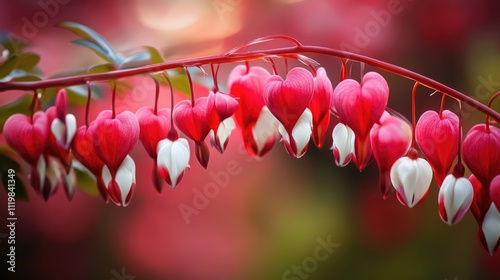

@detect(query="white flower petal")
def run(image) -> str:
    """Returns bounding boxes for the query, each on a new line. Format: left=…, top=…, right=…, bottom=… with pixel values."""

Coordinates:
left=212, top=117, right=236, bottom=151
left=45, top=156, right=63, bottom=194
left=157, top=138, right=190, bottom=187
left=284, top=108, right=313, bottom=158
left=115, top=155, right=136, bottom=205
left=65, top=114, right=77, bottom=149
left=390, top=156, right=433, bottom=208
left=439, top=175, right=474, bottom=225
left=482, top=203, right=500, bottom=255
left=253, top=106, right=280, bottom=154
left=331, top=123, right=355, bottom=166
left=102, top=165, right=112, bottom=188
left=36, top=155, right=46, bottom=188
left=51, top=118, right=65, bottom=146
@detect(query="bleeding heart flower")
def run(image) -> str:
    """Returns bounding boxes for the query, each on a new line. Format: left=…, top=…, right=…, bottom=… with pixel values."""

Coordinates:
left=390, top=149, right=433, bottom=208
left=278, top=108, right=313, bottom=158
left=331, top=123, right=355, bottom=167
left=72, top=125, right=107, bottom=201
left=490, top=175, right=500, bottom=210
left=157, top=137, right=190, bottom=188
left=136, top=107, right=171, bottom=159
left=308, top=67, right=333, bottom=148
left=438, top=173, right=474, bottom=225
left=90, top=110, right=139, bottom=174
left=264, top=67, right=314, bottom=157
left=462, top=124, right=500, bottom=186
left=332, top=72, right=389, bottom=171
left=480, top=202, right=500, bottom=255
left=45, top=107, right=73, bottom=173
left=50, top=89, right=77, bottom=150
left=370, top=113, right=412, bottom=198
left=415, top=110, right=459, bottom=185
left=228, top=65, right=276, bottom=157
left=3, top=112, right=49, bottom=165
left=102, top=155, right=136, bottom=207
left=206, top=91, right=238, bottom=153
left=174, top=98, right=211, bottom=168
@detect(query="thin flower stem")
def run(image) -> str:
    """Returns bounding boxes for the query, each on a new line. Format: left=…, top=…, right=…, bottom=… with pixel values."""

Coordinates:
left=486, top=91, right=500, bottom=132
left=411, top=81, right=419, bottom=149
left=210, top=64, right=219, bottom=92
left=111, top=81, right=116, bottom=119
left=453, top=101, right=465, bottom=177
left=85, top=81, right=91, bottom=127
left=152, top=76, right=160, bottom=114
left=439, top=93, right=445, bottom=118
left=0, top=45, right=499, bottom=122
left=29, top=89, right=37, bottom=122
left=184, top=67, right=195, bottom=106
left=160, top=72, right=178, bottom=139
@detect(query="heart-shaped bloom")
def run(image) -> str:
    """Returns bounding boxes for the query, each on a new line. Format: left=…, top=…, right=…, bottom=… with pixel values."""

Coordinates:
left=278, top=108, right=313, bottom=158
left=72, top=125, right=107, bottom=201
left=90, top=110, right=140, bottom=174
left=331, top=123, right=355, bottom=167
left=50, top=89, right=77, bottom=150
left=390, top=149, right=433, bottom=208
left=462, top=124, right=500, bottom=186
left=481, top=202, right=500, bottom=255
left=228, top=65, right=275, bottom=157
left=174, top=97, right=211, bottom=168
left=264, top=67, right=314, bottom=157
left=102, top=155, right=136, bottom=207
left=438, top=174, right=474, bottom=225
left=415, top=110, right=459, bottom=185
left=136, top=107, right=171, bottom=159
left=3, top=112, right=49, bottom=165
left=206, top=91, right=238, bottom=153
left=308, top=67, right=333, bottom=148
left=332, top=72, right=389, bottom=171
left=157, top=137, right=190, bottom=187
left=370, top=113, right=412, bottom=198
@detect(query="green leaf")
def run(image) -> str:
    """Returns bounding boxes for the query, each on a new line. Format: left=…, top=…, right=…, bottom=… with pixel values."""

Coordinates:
left=72, top=164, right=99, bottom=196
left=0, top=55, right=17, bottom=78
left=16, top=52, right=40, bottom=71
left=72, top=39, right=120, bottom=65
left=87, top=63, right=116, bottom=74
left=60, top=22, right=124, bottom=66
left=119, top=46, right=164, bottom=69
left=0, top=32, right=27, bottom=54
left=65, top=84, right=103, bottom=104
left=0, top=150, right=28, bottom=201
left=12, top=74, right=42, bottom=82
left=0, top=95, right=32, bottom=131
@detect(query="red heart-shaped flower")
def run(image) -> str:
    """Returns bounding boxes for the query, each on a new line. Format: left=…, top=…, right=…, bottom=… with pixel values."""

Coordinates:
left=90, top=110, right=140, bottom=173
left=415, top=110, right=459, bottom=185
left=3, top=112, right=49, bottom=165
left=173, top=97, right=210, bottom=143
left=462, top=124, right=500, bottom=186
left=332, top=71, right=389, bottom=170
left=264, top=67, right=314, bottom=133
left=136, top=107, right=171, bottom=159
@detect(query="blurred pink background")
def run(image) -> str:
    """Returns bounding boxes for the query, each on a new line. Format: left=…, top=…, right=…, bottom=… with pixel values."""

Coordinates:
left=1, top=0, right=500, bottom=279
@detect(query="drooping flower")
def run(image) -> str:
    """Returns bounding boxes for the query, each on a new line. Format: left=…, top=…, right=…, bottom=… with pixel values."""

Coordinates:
left=50, top=89, right=77, bottom=150
left=72, top=125, right=107, bottom=201
left=136, top=106, right=171, bottom=193
left=264, top=67, right=314, bottom=157
left=174, top=97, right=211, bottom=168
left=438, top=173, right=474, bottom=225
left=331, top=123, right=355, bottom=167
left=308, top=67, right=333, bottom=148
left=370, top=113, right=412, bottom=198
left=390, top=149, right=433, bottom=208
left=481, top=202, right=500, bottom=255
left=206, top=91, right=238, bottom=153
left=227, top=65, right=278, bottom=157
left=210, top=117, right=236, bottom=154
left=462, top=124, right=500, bottom=186
left=415, top=110, right=459, bottom=185
left=157, top=136, right=190, bottom=188
left=89, top=110, right=139, bottom=206
left=332, top=72, right=389, bottom=171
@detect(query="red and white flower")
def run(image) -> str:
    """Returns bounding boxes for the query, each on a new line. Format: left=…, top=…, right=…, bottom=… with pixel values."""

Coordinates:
left=157, top=136, right=190, bottom=188
left=206, top=91, right=238, bottom=153
left=438, top=173, right=474, bottom=225
left=331, top=123, right=355, bottom=167
left=308, top=67, right=333, bottom=148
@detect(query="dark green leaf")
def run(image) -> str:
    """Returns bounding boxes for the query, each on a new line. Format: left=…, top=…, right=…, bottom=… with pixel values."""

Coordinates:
left=119, top=46, right=164, bottom=69
left=16, top=52, right=40, bottom=71
left=72, top=39, right=120, bottom=65
left=0, top=151, right=28, bottom=201
left=0, top=95, right=32, bottom=131
left=0, top=55, right=17, bottom=78
left=0, top=32, right=27, bottom=54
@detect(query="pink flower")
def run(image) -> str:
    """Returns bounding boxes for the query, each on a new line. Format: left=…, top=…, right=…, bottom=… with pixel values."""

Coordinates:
left=264, top=67, right=314, bottom=157
left=390, top=149, right=433, bottom=208
left=416, top=110, right=459, bottom=185
left=308, top=67, right=333, bottom=148
left=206, top=91, right=238, bottom=153
left=462, top=124, right=500, bottom=186
left=332, top=72, right=389, bottom=171
left=227, top=65, right=278, bottom=157
left=370, top=112, right=412, bottom=198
